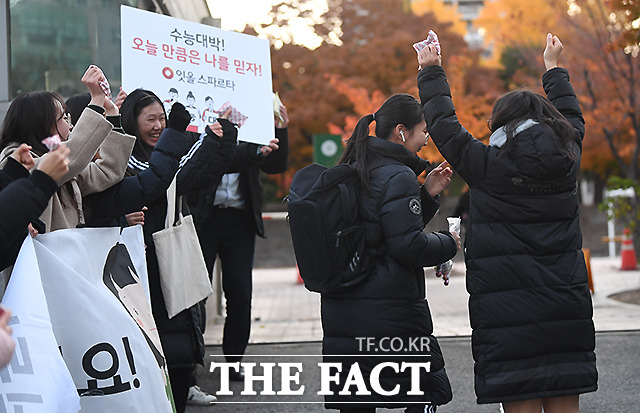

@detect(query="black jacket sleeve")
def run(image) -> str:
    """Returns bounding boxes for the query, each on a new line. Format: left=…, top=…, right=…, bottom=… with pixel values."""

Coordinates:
left=418, top=65, right=492, bottom=187
left=380, top=170, right=457, bottom=267
left=0, top=157, right=30, bottom=189
left=419, top=186, right=440, bottom=227
left=85, top=127, right=189, bottom=219
left=225, top=127, right=289, bottom=175
left=261, top=127, right=289, bottom=174
left=176, top=119, right=237, bottom=196
left=542, top=67, right=585, bottom=143
left=0, top=170, right=58, bottom=262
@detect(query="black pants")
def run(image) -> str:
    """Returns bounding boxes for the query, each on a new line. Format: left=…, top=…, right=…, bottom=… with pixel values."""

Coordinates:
left=197, top=207, right=255, bottom=361
left=169, top=365, right=194, bottom=413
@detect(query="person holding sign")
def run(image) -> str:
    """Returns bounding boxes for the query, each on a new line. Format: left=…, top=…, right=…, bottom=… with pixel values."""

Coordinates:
left=94, top=88, right=237, bottom=413
left=180, top=102, right=289, bottom=393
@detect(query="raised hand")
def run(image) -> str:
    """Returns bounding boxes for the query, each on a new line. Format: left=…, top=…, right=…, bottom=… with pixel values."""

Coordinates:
left=114, top=87, right=127, bottom=110
left=208, top=122, right=223, bottom=138
left=103, top=96, right=119, bottom=116
left=219, top=108, right=232, bottom=120
left=37, top=143, right=70, bottom=183
left=207, top=108, right=232, bottom=138
left=424, top=161, right=453, bottom=197
left=81, top=65, right=108, bottom=108
left=543, top=33, right=563, bottom=71
left=418, top=43, right=442, bottom=70
left=258, top=138, right=280, bottom=156
left=275, top=105, right=289, bottom=128
left=166, top=102, right=191, bottom=134
left=10, top=143, right=35, bottom=170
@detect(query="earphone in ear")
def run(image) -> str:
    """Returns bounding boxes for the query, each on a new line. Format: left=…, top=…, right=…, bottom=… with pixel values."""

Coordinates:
left=400, top=131, right=406, bottom=142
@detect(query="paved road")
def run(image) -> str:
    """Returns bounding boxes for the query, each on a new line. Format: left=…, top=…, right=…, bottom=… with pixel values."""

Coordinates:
left=187, top=330, right=640, bottom=412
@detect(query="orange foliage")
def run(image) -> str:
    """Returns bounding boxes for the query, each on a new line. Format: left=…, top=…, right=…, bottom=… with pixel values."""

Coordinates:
left=411, top=0, right=467, bottom=37
left=264, top=0, right=486, bottom=190
left=476, top=0, right=640, bottom=180
left=475, top=0, right=560, bottom=66
left=260, top=0, right=519, bottom=197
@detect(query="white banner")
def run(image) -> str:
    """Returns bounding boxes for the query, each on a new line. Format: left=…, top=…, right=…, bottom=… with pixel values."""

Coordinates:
left=1, top=227, right=174, bottom=412
left=0, top=236, right=80, bottom=412
left=121, top=5, right=275, bottom=145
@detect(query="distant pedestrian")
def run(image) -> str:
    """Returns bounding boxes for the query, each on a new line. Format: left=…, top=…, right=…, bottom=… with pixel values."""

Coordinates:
left=417, top=33, right=597, bottom=412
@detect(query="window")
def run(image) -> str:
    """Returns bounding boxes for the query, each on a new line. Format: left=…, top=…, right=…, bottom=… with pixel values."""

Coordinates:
left=9, top=0, right=136, bottom=98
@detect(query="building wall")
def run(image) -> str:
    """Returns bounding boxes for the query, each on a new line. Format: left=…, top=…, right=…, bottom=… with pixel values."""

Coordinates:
left=0, top=0, right=212, bottom=124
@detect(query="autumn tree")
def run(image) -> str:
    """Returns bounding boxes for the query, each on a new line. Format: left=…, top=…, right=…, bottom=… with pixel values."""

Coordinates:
left=476, top=0, right=640, bottom=247
left=550, top=1, right=639, bottom=180
left=251, top=0, right=501, bottom=201
left=476, top=0, right=639, bottom=179
left=411, top=0, right=468, bottom=37
left=606, top=0, right=640, bottom=52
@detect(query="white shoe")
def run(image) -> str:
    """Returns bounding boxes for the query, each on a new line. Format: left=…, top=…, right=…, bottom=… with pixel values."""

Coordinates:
left=187, top=385, right=217, bottom=405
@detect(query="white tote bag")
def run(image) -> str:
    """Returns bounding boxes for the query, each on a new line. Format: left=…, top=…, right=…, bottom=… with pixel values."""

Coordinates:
left=152, top=178, right=213, bottom=318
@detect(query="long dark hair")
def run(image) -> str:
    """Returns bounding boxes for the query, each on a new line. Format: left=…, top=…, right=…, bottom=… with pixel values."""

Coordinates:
left=65, top=93, right=91, bottom=126
left=339, top=94, right=424, bottom=188
left=489, top=90, right=577, bottom=156
left=0, top=91, right=66, bottom=155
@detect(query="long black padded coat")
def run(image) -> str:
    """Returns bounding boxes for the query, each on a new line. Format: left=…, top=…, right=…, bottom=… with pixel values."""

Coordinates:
left=418, top=66, right=598, bottom=403
left=322, top=136, right=458, bottom=409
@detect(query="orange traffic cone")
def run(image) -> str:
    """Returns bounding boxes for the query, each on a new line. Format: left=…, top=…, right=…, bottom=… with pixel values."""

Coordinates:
left=620, top=228, right=638, bottom=271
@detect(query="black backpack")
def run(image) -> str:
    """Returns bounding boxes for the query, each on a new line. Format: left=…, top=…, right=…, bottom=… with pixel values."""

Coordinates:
left=287, top=163, right=372, bottom=294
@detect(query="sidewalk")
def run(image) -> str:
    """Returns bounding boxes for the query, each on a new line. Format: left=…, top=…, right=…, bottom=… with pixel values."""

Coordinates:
left=203, top=256, right=640, bottom=345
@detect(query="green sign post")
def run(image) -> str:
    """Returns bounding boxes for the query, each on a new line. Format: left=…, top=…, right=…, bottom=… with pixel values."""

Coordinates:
left=312, top=134, right=343, bottom=167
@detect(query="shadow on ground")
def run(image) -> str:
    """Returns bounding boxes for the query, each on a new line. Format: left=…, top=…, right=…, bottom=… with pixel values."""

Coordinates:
left=609, top=288, right=640, bottom=305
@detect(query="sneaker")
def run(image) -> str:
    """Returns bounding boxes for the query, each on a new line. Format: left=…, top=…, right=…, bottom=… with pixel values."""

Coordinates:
left=187, top=385, right=217, bottom=405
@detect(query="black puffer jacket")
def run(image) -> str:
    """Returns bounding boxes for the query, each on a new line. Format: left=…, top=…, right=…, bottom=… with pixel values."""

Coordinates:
left=418, top=66, right=597, bottom=403
left=1, top=158, right=57, bottom=269
left=322, top=137, right=458, bottom=409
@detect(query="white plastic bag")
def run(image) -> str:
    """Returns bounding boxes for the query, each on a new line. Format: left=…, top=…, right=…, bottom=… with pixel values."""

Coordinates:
left=435, top=217, right=461, bottom=286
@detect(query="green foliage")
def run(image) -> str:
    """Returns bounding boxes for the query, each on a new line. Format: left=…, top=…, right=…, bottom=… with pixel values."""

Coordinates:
left=498, top=45, right=540, bottom=88
left=600, top=176, right=640, bottom=231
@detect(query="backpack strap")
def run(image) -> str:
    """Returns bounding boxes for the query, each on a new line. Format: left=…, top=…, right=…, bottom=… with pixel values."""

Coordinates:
left=338, top=183, right=354, bottom=225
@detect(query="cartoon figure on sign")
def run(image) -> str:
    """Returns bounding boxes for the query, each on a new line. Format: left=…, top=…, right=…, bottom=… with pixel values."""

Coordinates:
left=102, top=244, right=166, bottom=371
left=201, top=96, right=218, bottom=125
left=163, top=87, right=178, bottom=114
left=185, top=91, right=200, bottom=133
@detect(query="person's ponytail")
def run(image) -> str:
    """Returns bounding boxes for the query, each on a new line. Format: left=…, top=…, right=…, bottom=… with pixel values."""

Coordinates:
left=340, top=113, right=375, bottom=189
left=339, top=93, right=423, bottom=190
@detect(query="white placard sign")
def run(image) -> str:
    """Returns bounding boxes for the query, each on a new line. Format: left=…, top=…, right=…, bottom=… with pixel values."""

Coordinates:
left=121, top=5, right=274, bottom=145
